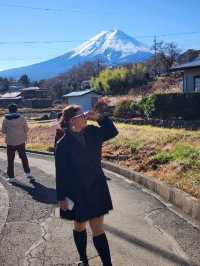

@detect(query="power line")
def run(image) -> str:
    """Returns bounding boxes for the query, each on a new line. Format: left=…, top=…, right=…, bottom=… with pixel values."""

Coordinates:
left=0, top=31, right=200, bottom=46
left=0, top=3, right=62, bottom=12
left=0, top=3, right=119, bottom=13
left=0, top=54, right=67, bottom=60
left=0, top=57, right=44, bottom=61
left=137, top=31, right=200, bottom=39
left=0, top=40, right=82, bottom=45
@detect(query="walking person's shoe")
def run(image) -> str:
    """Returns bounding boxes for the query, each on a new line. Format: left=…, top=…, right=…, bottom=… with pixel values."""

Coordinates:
left=76, top=261, right=89, bottom=266
left=7, top=177, right=18, bottom=183
left=25, top=172, right=35, bottom=183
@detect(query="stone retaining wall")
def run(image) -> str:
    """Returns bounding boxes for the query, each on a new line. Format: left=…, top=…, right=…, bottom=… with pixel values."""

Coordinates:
left=102, top=160, right=200, bottom=222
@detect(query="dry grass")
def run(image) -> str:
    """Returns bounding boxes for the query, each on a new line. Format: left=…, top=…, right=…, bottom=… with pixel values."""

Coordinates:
left=103, top=123, right=200, bottom=198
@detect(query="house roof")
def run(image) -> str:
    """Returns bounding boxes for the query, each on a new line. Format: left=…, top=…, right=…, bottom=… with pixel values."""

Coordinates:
left=0, top=97, right=22, bottom=100
left=21, top=86, right=40, bottom=91
left=171, top=57, right=200, bottom=71
left=0, top=92, right=22, bottom=99
left=63, top=89, right=99, bottom=97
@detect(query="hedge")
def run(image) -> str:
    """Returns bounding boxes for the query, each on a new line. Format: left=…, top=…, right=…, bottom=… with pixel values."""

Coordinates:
left=140, top=93, right=200, bottom=120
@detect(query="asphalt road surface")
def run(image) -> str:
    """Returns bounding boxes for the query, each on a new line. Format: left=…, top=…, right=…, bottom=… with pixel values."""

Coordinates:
left=0, top=150, right=200, bottom=266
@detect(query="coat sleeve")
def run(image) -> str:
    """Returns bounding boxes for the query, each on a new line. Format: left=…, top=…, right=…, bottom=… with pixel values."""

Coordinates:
left=55, top=143, right=67, bottom=201
left=96, top=115, right=118, bottom=142
left=2, top=118, right=7, bottom=134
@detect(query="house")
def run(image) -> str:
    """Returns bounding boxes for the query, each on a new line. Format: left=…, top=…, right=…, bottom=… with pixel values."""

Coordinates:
left=171, top=58, right=200, bottom=92
left=21, top=87, right=49, bottom=99
left=20, top=87, right=52, bottom=108
left=9, top=85, right=22, bottom=91
left=8, top=80, right=23, bottom=91
left=0, top=91, right=22, bottom=107
left=0, top=87, right=52, bottom=108
left=63, top=89, right=101, bottom=111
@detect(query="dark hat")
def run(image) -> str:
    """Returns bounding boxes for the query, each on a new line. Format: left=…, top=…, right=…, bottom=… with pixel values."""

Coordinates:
left=8, top=103, right=18, bottom=113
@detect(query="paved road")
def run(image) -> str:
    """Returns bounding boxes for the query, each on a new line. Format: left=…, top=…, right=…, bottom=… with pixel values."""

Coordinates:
left=0, top=150, right=200, bottom=266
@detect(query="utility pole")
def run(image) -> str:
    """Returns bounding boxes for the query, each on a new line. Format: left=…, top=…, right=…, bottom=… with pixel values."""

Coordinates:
left=97, top=58, right=101, bottom=73
left=153, top=35, right=157, bottom=77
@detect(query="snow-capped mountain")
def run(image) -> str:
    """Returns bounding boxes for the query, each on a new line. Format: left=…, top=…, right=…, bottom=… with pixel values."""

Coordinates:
left=0, top=30, right=152, bottom=81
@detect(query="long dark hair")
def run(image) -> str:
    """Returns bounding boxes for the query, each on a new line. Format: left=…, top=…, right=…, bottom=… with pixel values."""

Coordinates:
left=60, top=105, right=81, bottom=129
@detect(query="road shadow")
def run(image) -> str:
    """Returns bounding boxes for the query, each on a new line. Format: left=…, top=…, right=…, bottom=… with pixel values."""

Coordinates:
left=11, top=179, right=57, bottom=205
left=104, top=224, right=197, bottom=266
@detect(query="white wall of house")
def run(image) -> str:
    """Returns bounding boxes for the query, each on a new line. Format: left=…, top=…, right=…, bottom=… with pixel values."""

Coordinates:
left=183, top=68, right=200, bottom=92
left=65, top=92, right=100, bottom=111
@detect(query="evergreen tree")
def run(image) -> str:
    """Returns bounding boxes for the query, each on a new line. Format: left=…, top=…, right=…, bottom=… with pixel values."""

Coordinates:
left=0, top=77, right=9, bottom=92
left=19, top=74, right=30, bottom=87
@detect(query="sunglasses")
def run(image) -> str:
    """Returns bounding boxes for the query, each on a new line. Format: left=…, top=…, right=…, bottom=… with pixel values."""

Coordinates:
left=72, top=111, right=88, bottom=120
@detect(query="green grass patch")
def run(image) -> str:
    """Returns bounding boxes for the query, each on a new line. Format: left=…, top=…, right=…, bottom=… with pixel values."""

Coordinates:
left=152, top=144, right=200, bottom=169
left=153, top=152, right=173, bottom=164
left=27, top=144, right=54, bottom=152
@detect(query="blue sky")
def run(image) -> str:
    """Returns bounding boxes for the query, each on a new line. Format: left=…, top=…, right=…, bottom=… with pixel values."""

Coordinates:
left=0, top=0, right=200, bottom=70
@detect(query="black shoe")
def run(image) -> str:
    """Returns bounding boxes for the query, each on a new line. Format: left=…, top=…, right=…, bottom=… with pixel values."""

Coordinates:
left=76, top=261, right=89, bottom=266
left=26, top=175, right=35, bottom=183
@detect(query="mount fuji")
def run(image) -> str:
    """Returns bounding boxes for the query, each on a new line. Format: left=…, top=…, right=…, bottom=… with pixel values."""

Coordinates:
left=0, top=30, right=152, bottom=81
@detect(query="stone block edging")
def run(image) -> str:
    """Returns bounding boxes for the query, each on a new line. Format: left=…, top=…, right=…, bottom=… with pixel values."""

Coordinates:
left=101, top=160, right=200, bottom=222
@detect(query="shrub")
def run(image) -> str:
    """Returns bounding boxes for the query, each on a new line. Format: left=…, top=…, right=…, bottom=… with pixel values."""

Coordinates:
left=130, top=143, right=140, bottom=154
left=113, top=99, right=140, bottom=118
left=138, top=95, right=156, bottom=119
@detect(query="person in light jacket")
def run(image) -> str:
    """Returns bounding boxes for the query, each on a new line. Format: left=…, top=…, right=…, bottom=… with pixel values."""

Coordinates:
left=55, top=104, right=118, bottom=266
left=2, top=104, right=34, bottom=183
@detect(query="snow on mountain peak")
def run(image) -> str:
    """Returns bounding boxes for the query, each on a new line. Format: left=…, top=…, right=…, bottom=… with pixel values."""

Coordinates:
left=71, top=29, right=150, bottom=58
left=0, top=29, right=152, bottom=80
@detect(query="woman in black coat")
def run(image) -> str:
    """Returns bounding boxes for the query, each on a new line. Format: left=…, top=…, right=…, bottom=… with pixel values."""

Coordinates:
left=55, top=104, right=118, bottom=266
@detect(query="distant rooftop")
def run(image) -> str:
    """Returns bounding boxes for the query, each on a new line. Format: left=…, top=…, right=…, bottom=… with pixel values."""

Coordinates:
left=0, top=92, right=22, bottom=99
left=63, top=89, right=98, bottom=97
left=172, top=57, right=200, bottom=71
left=21, top=86, right=40, bottom=91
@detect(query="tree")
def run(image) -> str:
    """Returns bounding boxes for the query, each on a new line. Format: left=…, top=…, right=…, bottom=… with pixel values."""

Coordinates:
left=42, top=61, right=106, bottom=100
left=19, top=74, right=30, bottom=87
left=162, top=42, right=181, bottom=72
left=91, top=64, right=148, bottom=95
left=151, top=40, right=181, bottom=75
left=0, top=77, right=9, bottom=92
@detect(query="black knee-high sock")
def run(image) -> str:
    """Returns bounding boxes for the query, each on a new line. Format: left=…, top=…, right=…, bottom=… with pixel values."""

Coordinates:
left=73, top=229, right=88, bottom=263
left=93, top=233, right=112, bottom=266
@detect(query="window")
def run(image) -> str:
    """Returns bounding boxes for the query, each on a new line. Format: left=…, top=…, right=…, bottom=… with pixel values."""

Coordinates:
left=194, top=76, right=200, bottom=92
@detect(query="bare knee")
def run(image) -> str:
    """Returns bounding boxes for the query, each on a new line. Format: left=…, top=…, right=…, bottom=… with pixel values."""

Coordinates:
left=89, top=216, right=104, bottom=236
left=74, top=221, right=86, bottom=232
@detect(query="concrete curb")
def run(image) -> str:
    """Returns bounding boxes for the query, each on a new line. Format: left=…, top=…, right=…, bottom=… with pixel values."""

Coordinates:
left=0, top=182, right=9, bottom=234
left=101, top=160, right=200, bottom=222
left=0, top=146, right=199, bottom=222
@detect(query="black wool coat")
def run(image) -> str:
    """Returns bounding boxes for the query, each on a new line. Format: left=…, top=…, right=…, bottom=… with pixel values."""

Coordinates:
left=55, top=116, right=118, bottom=222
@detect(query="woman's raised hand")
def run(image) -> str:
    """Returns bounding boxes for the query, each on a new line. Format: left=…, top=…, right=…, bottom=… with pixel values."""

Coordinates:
left=85, top=111, right=101, bottom=121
